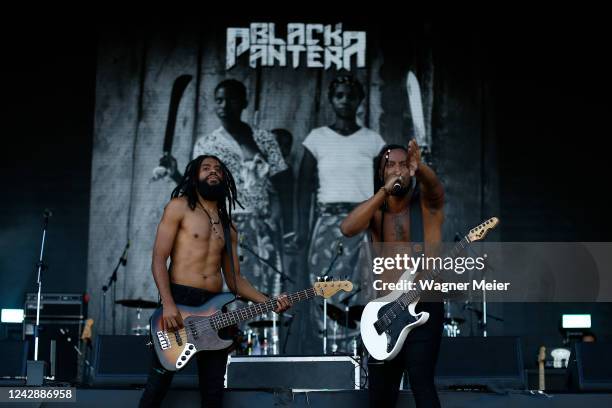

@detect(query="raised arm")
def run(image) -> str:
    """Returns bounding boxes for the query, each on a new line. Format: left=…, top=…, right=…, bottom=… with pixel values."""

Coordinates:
left=407, top=139, right=444, bottom=210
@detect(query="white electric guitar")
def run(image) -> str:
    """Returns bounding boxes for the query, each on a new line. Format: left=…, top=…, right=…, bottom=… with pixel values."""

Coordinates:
left=361, top=217, right=499, bottom=361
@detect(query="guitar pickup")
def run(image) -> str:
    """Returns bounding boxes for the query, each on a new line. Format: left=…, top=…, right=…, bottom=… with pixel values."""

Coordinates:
left=188, top=321, right=199, bottom=340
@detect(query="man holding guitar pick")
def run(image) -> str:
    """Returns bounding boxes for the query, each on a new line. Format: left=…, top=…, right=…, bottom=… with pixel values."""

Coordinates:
left=341, top=139, right=445, bottom=408
left=139, top=155, right=291, bottom=408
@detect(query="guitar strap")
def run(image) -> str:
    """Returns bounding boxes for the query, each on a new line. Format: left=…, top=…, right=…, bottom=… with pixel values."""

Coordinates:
left=409, top=182, right=424, bottom=244
left=222, top=218, right=239, bottom=301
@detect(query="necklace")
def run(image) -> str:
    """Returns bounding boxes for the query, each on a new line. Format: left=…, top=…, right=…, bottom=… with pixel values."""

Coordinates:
left=198, top=203, right=222, bottom=238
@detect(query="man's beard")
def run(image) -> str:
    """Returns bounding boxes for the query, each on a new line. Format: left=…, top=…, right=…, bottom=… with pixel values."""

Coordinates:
left=197, top=180, right=226, bottom=202
left=388, top=177, right=413, bottom=197
left=390, top=185, right=410, bottom=197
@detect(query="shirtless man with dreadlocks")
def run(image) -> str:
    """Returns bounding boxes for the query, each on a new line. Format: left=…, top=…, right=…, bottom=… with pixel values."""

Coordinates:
left=139, top=154, right=291, bottom=408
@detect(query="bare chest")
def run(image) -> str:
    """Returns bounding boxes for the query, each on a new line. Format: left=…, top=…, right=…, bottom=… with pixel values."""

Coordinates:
left=179, top=210, right=225, bottom=248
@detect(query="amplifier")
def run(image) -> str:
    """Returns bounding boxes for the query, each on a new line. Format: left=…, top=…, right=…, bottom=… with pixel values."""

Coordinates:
left=571, top=342, right=612, bottom=391
left=91, top=335, right=198, bottom=387
left=434, top=337, right=526, bottom=390
left=0, top=340, right=29, bottom=378
left=24, top=293, right=84, bottom=320
left=227, top=356, right=361, bottom=390
left=22, top=320, right=83, bottom=382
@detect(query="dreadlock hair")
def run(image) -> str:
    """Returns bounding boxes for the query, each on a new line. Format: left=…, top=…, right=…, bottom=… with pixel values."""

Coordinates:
left=170, top=155, right=242, bottom=229
left=374, top=144, right=412, bottom=243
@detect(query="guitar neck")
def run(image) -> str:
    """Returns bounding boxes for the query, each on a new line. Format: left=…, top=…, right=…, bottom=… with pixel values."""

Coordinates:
left=211, top=287, right=317, bottom=330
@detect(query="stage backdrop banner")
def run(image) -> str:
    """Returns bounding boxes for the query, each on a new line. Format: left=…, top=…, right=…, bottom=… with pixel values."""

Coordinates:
left=87, top=20, right=496, bottom=354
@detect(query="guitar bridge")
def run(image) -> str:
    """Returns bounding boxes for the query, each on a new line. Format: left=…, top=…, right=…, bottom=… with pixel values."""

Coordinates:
left=156, top=331, right=170, bottom=350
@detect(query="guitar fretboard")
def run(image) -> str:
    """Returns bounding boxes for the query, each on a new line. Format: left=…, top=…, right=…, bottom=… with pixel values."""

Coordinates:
left=210, top=288, right=317, bottom=330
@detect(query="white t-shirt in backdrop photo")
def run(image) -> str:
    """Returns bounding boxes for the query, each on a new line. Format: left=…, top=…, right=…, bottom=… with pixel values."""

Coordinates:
left=302, top=126, right=386, bottom=204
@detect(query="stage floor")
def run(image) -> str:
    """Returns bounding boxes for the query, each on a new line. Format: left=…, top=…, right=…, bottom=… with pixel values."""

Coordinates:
left=1, top=388, right=612, bottom=407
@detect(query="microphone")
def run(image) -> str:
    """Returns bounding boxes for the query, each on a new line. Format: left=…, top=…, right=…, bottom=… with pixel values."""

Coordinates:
left=120, top=240, right=130, bottom=266
left=391, top=176, right=404, bottom=194
left=43, top=208, right=53, bottom=218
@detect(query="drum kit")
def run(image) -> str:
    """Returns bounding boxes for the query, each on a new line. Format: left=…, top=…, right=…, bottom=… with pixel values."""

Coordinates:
left=319, top=303, right=364, bottom=355
left=443, top=300, right=465, bottom=337
left=242, top=315, right=277, bottom=355
left=114, top=298, right=157, bottom=336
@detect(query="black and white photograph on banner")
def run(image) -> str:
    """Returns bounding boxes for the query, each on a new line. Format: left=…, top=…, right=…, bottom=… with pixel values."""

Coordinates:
left=1, top=13, right=612, bottom=408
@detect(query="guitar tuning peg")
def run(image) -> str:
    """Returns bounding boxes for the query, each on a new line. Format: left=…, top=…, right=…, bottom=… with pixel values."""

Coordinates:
left=316, top=277, right=321, bottom=282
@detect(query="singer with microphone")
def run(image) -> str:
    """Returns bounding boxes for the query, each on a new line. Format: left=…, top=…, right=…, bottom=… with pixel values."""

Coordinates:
left=340, top=140, right=445, bottom=408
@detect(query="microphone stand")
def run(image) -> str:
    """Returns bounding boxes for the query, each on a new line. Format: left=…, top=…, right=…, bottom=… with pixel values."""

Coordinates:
left=318, top=241, right=344, bottom=354
left=27, top=209, right=52, bottom=385
left=239, top=239, right=295, bottom=284
left=319, top=241, right=343, bottom=279
left=101, top=242, right=129, bottom=335
left=456, top=232, right=501, bottom=337
left=339, top=287, right=361, bottom=352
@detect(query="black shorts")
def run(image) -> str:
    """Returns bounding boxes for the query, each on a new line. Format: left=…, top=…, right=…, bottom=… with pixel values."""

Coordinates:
left=168, top=282, right=218, bottom=307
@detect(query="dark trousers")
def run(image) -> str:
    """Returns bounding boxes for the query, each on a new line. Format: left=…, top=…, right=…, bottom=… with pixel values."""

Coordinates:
left=139, top=284, right=229, bottom=408
left=368, top=302, right=444, bottom=408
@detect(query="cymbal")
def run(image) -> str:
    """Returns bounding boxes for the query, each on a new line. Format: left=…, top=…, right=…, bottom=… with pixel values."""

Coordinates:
left=248, top=320, right=274, bottom=328
left=115, top=298, right=158, bottom=309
